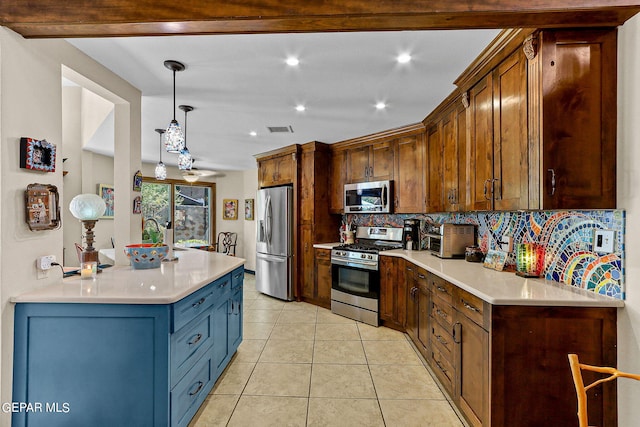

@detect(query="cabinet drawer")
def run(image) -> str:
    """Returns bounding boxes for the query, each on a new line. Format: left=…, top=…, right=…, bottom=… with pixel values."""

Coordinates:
left=430, top=346, right=454, bottom=395
left=316, top=248, right=330, bottom=261
left=430, top=274, right=454, bottom=305
left=171, top=353, right=214, bottom=427
left=231, top=267, right=244, bottom=290
left=415, top=267, right=429, bottom=292
left=171, top=312, right=213, bottom=387
left=455, top=287, right=489, bottom=330
left=172, top=282, right=217, bottom=333
left=431, top=298, right=454, bottom=330
left=430, top=320, right=454, bottom=363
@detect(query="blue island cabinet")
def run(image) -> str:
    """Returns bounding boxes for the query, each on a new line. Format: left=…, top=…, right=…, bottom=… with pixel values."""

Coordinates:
left=12, top=266, right=244, bottom=427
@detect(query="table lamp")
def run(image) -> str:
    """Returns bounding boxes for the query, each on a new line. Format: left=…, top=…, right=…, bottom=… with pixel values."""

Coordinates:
left=69, top=194, right=106, bottom=266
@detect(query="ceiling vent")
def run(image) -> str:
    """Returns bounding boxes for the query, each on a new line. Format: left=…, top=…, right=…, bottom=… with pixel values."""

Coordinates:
left=267, top=126, right=294, bottom=133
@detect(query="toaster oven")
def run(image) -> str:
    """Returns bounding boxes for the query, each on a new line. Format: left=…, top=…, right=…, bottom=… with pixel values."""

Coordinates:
left=426, top=223, right=475, bottom=258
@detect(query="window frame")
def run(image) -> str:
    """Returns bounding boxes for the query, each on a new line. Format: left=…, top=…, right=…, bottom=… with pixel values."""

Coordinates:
left=141, top=176, right=216, bottom=246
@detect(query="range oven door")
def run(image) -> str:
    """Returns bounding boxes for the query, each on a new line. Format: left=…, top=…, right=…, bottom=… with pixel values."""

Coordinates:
left=331, top=262, right=380, bottom=300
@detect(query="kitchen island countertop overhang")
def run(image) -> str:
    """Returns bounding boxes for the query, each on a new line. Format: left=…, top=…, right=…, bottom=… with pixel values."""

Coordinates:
left=11, top=249, right=246, bottom=304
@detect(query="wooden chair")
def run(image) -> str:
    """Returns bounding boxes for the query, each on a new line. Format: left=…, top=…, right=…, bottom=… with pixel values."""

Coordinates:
left=568, top=353, right=640, bottom=427
left=213, top=232, right=237, bottom=256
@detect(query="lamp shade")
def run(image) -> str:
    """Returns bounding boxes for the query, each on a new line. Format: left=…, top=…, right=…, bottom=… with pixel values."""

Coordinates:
left=69, top=194, right=106, bottom=220
left=165, top=120, right=185, bottom=153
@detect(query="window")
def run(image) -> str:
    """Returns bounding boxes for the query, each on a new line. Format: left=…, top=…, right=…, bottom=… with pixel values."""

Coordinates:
left=141, top=178, right=216, bottom=246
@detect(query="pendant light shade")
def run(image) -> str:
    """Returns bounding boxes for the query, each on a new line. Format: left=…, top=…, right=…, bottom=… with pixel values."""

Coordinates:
left=178, top=104, right=193, bottom=171
left=155, top=128, right=167, bottom=180
left=164, top=60, right=186, bottom=153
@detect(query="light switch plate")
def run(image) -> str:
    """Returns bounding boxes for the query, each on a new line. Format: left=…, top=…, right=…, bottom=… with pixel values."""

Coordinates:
left=593, top=229, right=615, bottom=253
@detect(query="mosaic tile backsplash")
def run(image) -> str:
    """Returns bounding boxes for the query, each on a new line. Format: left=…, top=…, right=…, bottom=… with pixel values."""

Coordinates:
left=345, top=210, right=625, bottom=300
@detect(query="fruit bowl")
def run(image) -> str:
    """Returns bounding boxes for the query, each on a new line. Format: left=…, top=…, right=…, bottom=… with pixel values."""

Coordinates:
left=125, top=244, right=168, bottom=269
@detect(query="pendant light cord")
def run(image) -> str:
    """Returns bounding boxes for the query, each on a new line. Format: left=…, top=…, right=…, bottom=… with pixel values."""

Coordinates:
left=159, top=131, right=163, bottom=162
left=173, top=69, right=177, bottom=121
left=184, top=108, right=188, bottom=149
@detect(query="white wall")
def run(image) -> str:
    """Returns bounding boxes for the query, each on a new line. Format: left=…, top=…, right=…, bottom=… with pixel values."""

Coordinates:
left=616, top=14, right=640, bottom=426
left=243, top=168, right=258, bottom=271
left=0, top=28, right=141, bottom=427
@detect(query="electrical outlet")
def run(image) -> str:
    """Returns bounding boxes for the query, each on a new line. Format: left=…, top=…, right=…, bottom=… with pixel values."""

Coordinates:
left=499, top=236, right=513, bottom=252
left=37, top=255, right=56, bottom=270
left=593, top=230, right=615, bottom=253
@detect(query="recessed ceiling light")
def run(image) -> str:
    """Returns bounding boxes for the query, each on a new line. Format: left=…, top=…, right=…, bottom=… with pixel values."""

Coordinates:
left=249, top=131, right=257, bottom=137
left=397, top=53, right=412, bottom=64
left=375, top=102, right=387, bottom=110
left=286, top=57, right=300, bottom=66
left=295, top=104, right=306, bottom=112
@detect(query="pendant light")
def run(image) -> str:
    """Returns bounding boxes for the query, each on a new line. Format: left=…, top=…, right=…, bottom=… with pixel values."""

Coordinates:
left=178, top=104, right=194, bottom=171
left=164, top=60, right=186, bottom=153
left=154, top=128, right=167, bottom=180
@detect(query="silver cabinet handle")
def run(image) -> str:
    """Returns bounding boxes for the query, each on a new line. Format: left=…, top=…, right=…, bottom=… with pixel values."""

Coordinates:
left=548, top=168, right=556, bottom=196
left=462, top=299, right=479, bottom=313
left=192, top=297, right=206, bottom=308
left=453, top=321, right=461, bottom=344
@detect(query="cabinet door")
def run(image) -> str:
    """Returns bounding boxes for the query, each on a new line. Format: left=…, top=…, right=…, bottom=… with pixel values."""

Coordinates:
left=315, top=249, right=332, bottom=308
left=258, top=158, right=277, bottom=188
left=228, top=287, right=243, bottom=351
left=212, top=298, right=230, bottom=376
left=427, top=124, right=444, bottom=212
left=394, top=134, right=426, bottom=213
left=405, top=263, right=418, bottom=341
left=370, top=141, right=394, bottom=181
left=455, top=313, right=489, bottom=427
left=442, top=111, right=458, bottom=212
left=275, top=154, right=294, bottom=184
left=329, top=151, right=346, bottom=213
left=493, top=49, right=529, bottom=210
left=467, top=74, right=494, bottom=211
left=539, top=29, right=616, bottom=209
left=346, top=145, right=370, bottom=183
left=379, top=255, right=396, bottom=323
left=300, top=151, right=314, bottom=223
left=416, top=273, right=430, bottom=353
left=300, top=225, right=315, bottom=301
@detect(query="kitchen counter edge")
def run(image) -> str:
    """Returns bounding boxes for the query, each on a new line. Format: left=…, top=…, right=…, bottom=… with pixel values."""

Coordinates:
left=314, top=243, right=623, bottom=308
left=11, top=249, right=246, bottom=305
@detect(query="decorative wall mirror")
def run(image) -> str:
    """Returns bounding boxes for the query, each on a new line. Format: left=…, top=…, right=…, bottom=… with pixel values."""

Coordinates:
left=25, top=183, right=61, bottom=231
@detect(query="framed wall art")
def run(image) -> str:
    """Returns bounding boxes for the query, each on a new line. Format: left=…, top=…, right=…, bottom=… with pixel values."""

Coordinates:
left=20, top=137, right=56, bottom=172
left=25, top=183, right=61, bottom=231
left=132, top=196, right=142, bottom=215
left=245, top=199, right=254, bottom=221
left=98, top=184, right=114, bottom=219
left=133, top=170, right=142, bottom=192
left=223, top=199, right=238, bottom=220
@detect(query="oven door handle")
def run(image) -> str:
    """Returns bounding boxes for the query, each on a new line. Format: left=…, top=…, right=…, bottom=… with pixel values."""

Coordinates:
left=331, top=258, right=378, bottom=270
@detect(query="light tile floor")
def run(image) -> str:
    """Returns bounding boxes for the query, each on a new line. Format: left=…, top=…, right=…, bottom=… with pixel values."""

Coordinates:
left=190, top=274, right=466, bottom=427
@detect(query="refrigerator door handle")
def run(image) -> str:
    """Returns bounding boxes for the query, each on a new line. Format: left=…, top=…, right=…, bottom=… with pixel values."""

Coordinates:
left=266, top=195, right=273, bottom=245
left=257, top=253, right=287, bottom=263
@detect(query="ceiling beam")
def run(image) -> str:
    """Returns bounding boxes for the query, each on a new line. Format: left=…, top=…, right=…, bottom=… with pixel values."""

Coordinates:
left=1, top=1, right=639, bottom=38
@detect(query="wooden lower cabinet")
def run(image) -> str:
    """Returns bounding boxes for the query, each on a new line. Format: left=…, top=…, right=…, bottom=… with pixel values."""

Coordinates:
left=379, top=256, right=405, bottom=330
left=404, top=270, right=618, bottom=427
left=312, top=248, right=332, bottom=309
left=406, top=263, right=430, bottom=360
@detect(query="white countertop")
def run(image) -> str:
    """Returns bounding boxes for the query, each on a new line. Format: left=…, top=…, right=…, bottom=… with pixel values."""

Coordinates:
left=12, top=249, right=245, bottom=305
left=314, top=243, right=623, bottom=308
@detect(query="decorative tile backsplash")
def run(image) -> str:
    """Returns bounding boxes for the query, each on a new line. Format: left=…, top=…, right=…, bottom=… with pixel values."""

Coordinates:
left=345, top=210, right=625, bottom=300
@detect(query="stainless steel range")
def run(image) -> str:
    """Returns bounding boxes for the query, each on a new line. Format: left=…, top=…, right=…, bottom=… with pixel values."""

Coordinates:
left=331, top=226, right=403, bottom=326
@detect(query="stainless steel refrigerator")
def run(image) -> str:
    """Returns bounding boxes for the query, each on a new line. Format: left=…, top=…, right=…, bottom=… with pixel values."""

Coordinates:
left=255, top=186, right=294, bottom=301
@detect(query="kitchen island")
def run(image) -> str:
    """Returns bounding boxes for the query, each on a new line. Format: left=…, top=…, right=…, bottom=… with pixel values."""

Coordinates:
left=11, top=249, right=245, bottom=427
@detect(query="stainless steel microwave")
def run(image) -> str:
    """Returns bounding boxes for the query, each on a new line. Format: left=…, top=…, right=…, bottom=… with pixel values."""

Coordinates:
left=344, top=180, right=392, bottom=214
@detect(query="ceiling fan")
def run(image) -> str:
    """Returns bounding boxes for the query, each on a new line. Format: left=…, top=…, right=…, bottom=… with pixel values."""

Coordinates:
left=181, top=163, right=226, bottom=182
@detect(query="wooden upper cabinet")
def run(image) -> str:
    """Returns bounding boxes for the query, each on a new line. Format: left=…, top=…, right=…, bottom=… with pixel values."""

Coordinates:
left=492, top=48, right=529, bottom=211
left=467, top=73, right=494, bottom=211
left=394, top=133, right=427, bottom=213
left=466, top=48, right=529, bottom=211
left=346, top=141, right=393, bottom=183
left=427, top=125, right=444, bottom=212
left=258, top=153, right=295, bottom=188
left=532, top=28, right=617, bottom=209
left=329, top=150, right=346, bottom=214
left=442, top=103, right=467, bottom=211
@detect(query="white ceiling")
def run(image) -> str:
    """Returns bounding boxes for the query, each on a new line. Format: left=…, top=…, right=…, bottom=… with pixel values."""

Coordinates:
left=67, top=30, right=500, bottom=171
